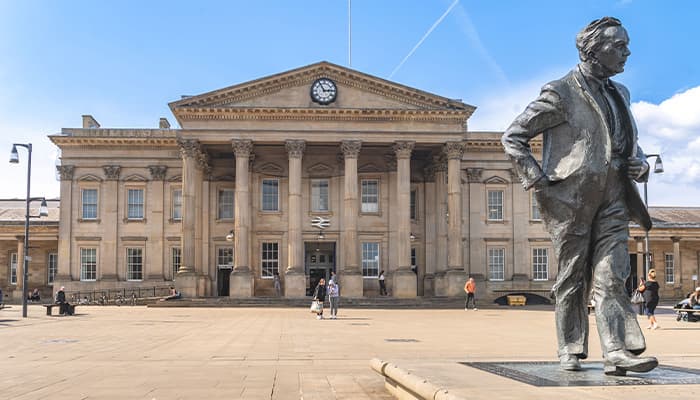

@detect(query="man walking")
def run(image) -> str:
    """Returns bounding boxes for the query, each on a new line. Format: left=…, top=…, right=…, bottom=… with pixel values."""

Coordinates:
left=464, top=277, right=477, bottom=310
left=502, top=17, right=657, bottom=375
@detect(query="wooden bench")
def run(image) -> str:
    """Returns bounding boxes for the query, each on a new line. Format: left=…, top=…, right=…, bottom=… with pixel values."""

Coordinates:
left=43, top=304, right=77, bottom=316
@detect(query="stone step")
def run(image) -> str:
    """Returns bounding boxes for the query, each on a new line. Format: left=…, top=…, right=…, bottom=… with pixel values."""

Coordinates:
left=148, top=296, right=468, bottom=309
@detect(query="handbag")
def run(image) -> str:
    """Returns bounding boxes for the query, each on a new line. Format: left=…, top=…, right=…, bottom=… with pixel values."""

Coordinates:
left=310, top=300, right=322, bottom=313
left=631, top=289, right=644, bottom=304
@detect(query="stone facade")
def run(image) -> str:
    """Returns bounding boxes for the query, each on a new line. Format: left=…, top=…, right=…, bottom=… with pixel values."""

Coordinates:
left=3, top=61, right=688, bottom=302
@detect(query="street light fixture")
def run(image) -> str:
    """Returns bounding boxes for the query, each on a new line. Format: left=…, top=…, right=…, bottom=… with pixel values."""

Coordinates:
left=643, top=154, right=664, bottom=277
left=225, top=230, right=234, bottom=242
left=9, top=143, right=49, bottom=318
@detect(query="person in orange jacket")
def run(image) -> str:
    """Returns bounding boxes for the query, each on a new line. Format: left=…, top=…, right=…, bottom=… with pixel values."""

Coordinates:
left=464, top=277, right=477, bottom=310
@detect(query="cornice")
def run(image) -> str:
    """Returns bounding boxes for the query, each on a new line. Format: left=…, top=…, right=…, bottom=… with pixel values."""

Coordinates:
left=50, top=136, right=178, bottom=147
left=464, top=139, right=542, bottom=153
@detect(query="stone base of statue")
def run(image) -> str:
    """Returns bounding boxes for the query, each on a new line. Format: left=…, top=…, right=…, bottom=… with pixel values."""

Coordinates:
left=284, top=270, right=306, bottom=298
left=175, top=270, right=199, bottom=298
left=393, top=269, right=417, bottom=298
left=444, top=269, right=467, bottom=297
left=229, top=269, right=254, bottom=298
left=340, top=270, right=363, bottom=298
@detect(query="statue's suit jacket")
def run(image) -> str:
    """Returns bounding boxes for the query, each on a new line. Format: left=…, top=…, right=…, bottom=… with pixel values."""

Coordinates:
left=502, top=67, right=652, bottom=231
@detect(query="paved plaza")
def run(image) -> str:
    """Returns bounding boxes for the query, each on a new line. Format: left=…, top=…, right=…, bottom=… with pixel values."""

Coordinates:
left=0, top=303, right=698, bottom=399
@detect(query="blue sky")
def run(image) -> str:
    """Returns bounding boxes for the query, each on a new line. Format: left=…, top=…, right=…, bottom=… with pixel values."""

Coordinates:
left=1, top=1, right=698, bottom=206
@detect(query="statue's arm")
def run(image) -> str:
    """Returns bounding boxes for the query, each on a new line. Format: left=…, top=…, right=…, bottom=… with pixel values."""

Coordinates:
left=615, top=82, right=651, bottom=182
left=501, top=87, right=565, bottom=190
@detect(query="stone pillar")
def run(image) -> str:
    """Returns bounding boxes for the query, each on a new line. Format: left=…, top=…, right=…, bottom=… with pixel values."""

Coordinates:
left=102, top=165, right=120, bottom=281
left=147, top=166, right=167, bottom=281
left=14, top=237, right=25, bottom=300
left=634, top=237, right=645, bottom=283
left=55, top=165, right=74, bottom=285
left=433, top=155, right=448, bottom=295
left=230, top=139, right=254, bottom=297
left=341, top=140, right=363, bottom=298
left=423, top=164, right=437, bottom=296
left=467, top=168, right=484, bottom=281
left=176, top=139, right=200, bottom=296
left=672, top=237, right=681, bottom=289
left=285, top=139, right=306, bottom=297
left=392, top=141, right=416, bottom=298
left=443, top=142, right=466, bottom=296
left=194, top=154, right=209, bottom=295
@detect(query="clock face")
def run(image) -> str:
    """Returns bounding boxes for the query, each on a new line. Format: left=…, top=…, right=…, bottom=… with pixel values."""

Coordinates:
left=310, top=78, right=337, bottom=105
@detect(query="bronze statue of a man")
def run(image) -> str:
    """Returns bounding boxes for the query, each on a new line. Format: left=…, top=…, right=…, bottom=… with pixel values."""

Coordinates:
left=502, top=17, right=658, bottom=375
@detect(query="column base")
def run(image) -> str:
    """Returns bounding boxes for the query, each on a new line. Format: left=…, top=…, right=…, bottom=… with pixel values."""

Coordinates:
left=229, top=270, right=254, bottom=298
left=284, top=271, right=307, bottom=298
left=392, top=270, right=417, bottom=298
left=175, top=272, right=199, bottom=298
left=340, top=271, right=363, bottom=298
left=433, top=271, right=447, bottom=296
left=423, top=274, right=435, bottom=297
left=444, top=269, right=467, bottom=297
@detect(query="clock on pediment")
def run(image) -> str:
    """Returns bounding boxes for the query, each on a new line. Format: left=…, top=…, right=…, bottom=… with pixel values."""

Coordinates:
left=310, top=78, right=337, bottom=105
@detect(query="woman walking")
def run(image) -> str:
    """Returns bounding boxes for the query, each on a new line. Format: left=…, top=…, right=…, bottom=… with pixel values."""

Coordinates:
left=328, top=280, right=340, bottom=319
left=640, top=269, right=660, bottom=329
left=378, top=270, right=387, bottom=296
left=313, top=278, right=327, bottom=320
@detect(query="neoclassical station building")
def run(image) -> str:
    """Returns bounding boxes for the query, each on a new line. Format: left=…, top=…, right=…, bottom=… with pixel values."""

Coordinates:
left=2, top=62, right=700, bottom=301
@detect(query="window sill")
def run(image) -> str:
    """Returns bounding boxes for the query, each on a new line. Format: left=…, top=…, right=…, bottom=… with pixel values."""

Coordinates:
left=169, top=218, right=182, bottom=224
left=123, top=218, right=147, bottom=223
left=215, top=218, right=235, bottom=223
left=486, top=219, right=507, bottom=224
left=360, top=211, right=382, bottom=217
left=78, top=218, right=101, bottom=223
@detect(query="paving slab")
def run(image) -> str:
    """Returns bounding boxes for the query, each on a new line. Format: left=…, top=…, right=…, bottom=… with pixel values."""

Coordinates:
left=0, top=303, right=697, bottom=399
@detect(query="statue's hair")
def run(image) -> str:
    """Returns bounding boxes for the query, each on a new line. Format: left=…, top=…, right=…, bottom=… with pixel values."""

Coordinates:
left=576, top=16, right=622, bottom=62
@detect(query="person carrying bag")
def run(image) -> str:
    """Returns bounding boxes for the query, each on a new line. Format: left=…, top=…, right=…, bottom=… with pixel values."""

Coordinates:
left=311, top=278, right=326, bottom=320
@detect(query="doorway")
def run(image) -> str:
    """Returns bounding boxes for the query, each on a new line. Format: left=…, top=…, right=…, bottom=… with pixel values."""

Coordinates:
left=217, top=267, right=231, bottom=296
left=305, top=241, right=335, bottom=296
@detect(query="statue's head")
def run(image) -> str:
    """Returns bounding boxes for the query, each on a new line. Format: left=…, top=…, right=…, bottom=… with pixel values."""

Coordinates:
left=576, top=16, right=630, bottom=78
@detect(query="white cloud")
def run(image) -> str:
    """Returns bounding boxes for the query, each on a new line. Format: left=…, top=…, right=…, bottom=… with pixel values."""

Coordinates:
left=631, top=86, right=700, bottom=140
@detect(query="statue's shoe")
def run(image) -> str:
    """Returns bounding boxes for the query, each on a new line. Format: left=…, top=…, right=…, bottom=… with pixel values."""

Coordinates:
left=603, top=350, right=658, bottom=376
left=559, top=354, right=581, bottom=371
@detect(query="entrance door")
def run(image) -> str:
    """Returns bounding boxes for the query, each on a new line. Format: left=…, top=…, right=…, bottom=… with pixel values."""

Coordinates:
left=306, top=242, right=335, bottom=296
left=217, top=268, right=231, bottom=296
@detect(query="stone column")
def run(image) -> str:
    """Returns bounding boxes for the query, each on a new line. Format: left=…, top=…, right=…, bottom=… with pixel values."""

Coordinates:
left=672, top=237, right=681, bottom=289
left=467, top=168, right=484, bottom=281
left=147, top=166, right=167, bottom=281
left=634, top=237, right=645, bottom=283
left=392, top=140, right=416, bottom=298
left=341, top=140, right=363, bottom=298
left=442, top=141, right=466, bottom=296
left=285, top=140, right=307, bottom=297
left=14, top=237, right=24, bottom=300
left=55, top=165, right=74, bottom=285
left=102, top=165, right=120, bottom=281
left=176, top=139, right=200, bottom=297
left=230, top=139, right=254, bottom=297
left=423, top=164, right=437, bottom=296
left=194, top=154, right=209, bottom=295
left=433, top=155, right=449, bottom=295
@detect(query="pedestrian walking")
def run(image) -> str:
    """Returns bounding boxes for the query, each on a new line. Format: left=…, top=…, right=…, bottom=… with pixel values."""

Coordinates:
left=313, top=278, right=326, bottom=320
left=273, top=272, right=282, bottom=296
left=328, top=280, right=340, bottom=319
left=640, top=269, right=660, bottom=329
left=378, top=270, right=387, bottom=296
left=464, top=277, right=477, bottom=310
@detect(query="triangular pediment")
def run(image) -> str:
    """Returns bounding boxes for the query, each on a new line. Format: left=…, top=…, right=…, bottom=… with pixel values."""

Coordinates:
left=256, top=162, right=284, bottom=175
left=358, top=163, right=383, bottom=173
left=123, top=174, right=148, bottom=182
left=169, top=61, right=474, bottom=119
left=484, top=176, right=509, bottom=184
left=307, top=163, right=333, bottom=176
left=78, top=174, right=102, bottom=182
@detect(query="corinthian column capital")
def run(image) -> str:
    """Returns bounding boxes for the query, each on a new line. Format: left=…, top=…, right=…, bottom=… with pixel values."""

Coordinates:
left=341, top=140, right=362, bottom=159
left=285, top=140, right=306, bottom=159
left=393, top=141, right=415, bottom=159
left=177, top=139, right=201, bottom=159
left=444, top=141, right=465, bottom=160
left=102, top=165, right=121, bottom=181
left=56, top=165, right=75, bottom=181
left=148, top=165, right=168, bottom=181
left=231, top=139, right=254, bottom=158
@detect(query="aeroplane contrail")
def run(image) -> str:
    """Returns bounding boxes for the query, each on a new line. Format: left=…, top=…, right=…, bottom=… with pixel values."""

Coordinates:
left=389, top=0, right=459, bottom=79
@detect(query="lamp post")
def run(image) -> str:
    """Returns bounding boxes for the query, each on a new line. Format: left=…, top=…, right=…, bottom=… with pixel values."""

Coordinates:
left=10, top=143, right=49, bottom=318
left=643, top=154, right=664, bottom=277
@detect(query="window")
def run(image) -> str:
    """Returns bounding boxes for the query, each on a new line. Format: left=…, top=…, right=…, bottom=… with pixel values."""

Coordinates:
left=487, top=190, right=504, bottom=221
left=531, top=192, right=541, bottom=220
left=218, top=189, right=234, bottom=219
left=217, top=247, right=233, bottom=269
left=488, top=247, right=505, bottom=281
left=172, top=189, right=182, bottom=220
left=532, top=248, right=548, bottom=281
left=362, top=242, right=380, bottom=277
left=410, top=190, right=417, bottom=220
left=261, top=179, right=279, bottom=211
left=171, top=247, right=181, bottom=277
left=9, top=252, right=17, bottom=285
left=311, top=179, right=329, bottom=212
left=411, top=248, right=417, bottom=272
left=80, top=248, right=97, bottom=281
left=81, top=188, right=98, bottom=219
left=126, top=248, right=143, bottom=281
left=664, top=253, right=674, bottom=284
left=48, top=253, right=58, bottom=284
left=261, top=242, right=279, bottom=278
left=127, top=188, right=144, bottom=219
left=361, top=179, right=379, bottom=213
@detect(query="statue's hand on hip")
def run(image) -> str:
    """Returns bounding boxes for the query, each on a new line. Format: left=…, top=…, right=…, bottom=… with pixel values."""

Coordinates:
left=627, top=157, right=649, bottom=180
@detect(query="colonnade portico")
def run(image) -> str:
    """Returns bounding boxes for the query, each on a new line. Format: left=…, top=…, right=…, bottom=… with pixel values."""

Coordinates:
left=174, top=134, right=466, bottom=298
